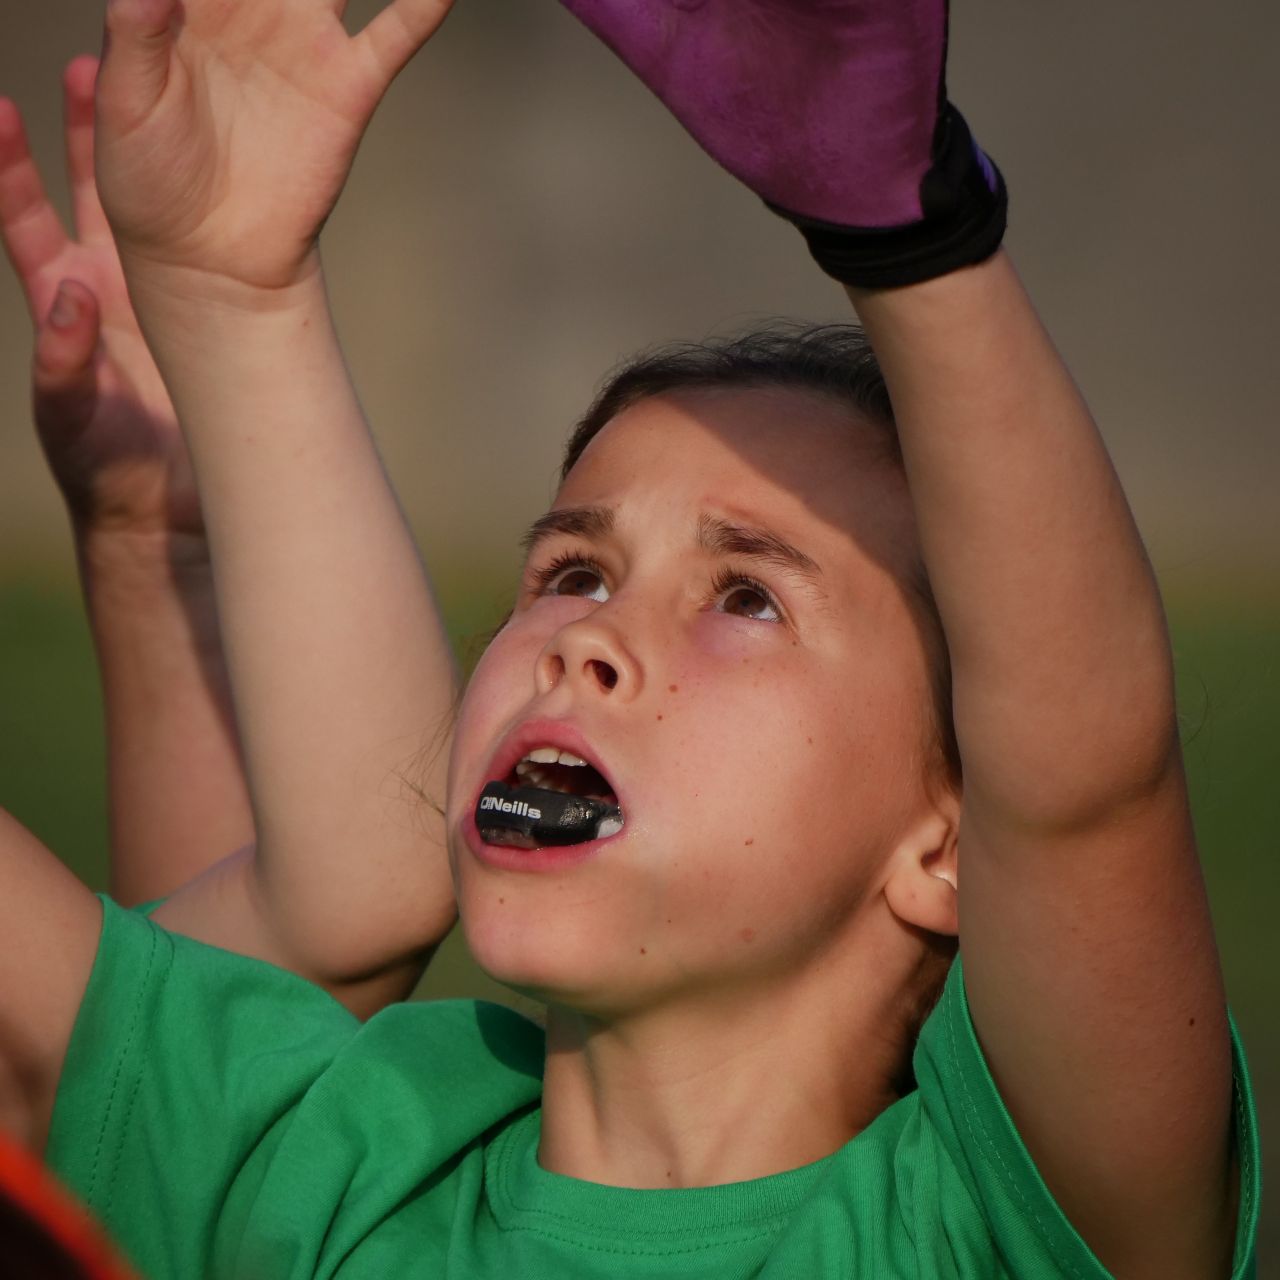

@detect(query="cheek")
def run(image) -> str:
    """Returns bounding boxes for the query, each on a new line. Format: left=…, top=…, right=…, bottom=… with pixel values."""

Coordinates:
left=655, top=627, right=921, bottom=901
left=448, top=648, right=509, bottom=792
left=668, top=615, right=807, bottom=728
left=681, top=611, right=826, bottom=712
left=453, top=600, right=594, bottom=738
left=653, top=629, right=849, bottom=879
left=447, top=622, right=543, bottom=799
left=688, top=610, right=784, bottom=661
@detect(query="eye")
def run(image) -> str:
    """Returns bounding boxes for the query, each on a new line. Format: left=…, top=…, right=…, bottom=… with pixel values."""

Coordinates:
left=529, top=552, right=609, bottom=603
left=711, top=568, right=783, bottom=623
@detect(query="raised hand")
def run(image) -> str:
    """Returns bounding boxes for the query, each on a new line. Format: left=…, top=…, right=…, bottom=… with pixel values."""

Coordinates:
left=558, top=0, right=1004, bottom=286
left=82, top=0, right=463, bottom=1004
left=1, top=58, right=258, bottom=907
left=0, top=59, right=197, bottom=540
left=95, top=0, right=454, bottom=293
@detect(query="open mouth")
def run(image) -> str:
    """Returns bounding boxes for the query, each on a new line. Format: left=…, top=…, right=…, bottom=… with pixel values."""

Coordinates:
left=477, top=746, right=624, bottom=849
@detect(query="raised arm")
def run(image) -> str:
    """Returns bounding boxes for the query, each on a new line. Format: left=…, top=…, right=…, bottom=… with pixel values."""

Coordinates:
left=849, top=256, right=1233, bottom=1280
left=0, top=62, right=253, bottom=907
left=78, top=0, right=462, bottom=1016
left=558, top=2, right=1237, bottom=1274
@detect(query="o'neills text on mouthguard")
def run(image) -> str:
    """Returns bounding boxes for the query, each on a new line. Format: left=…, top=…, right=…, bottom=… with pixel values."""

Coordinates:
left=477, top=781, right=624, bottom=848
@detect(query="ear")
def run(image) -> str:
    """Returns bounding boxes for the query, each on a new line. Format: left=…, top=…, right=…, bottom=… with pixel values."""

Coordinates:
left=882, top=801, right=959, bottom=938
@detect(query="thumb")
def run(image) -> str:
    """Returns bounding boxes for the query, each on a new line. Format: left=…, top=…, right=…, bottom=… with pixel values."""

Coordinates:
left=357, top=0, right=455, bottom=92
left=33, top=280, right=101, bottom=434
left=97, top=0, right=179, bottom=130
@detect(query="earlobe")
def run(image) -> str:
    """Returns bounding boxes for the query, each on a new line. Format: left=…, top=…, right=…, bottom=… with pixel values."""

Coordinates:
left=883, top=812, right=959, bottom=938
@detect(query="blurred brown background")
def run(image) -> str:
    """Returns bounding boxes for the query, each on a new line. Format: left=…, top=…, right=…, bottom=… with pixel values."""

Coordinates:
left=3, top=1, right=1280, bottom=577
left=2, top=0, right=1277, bottom=1269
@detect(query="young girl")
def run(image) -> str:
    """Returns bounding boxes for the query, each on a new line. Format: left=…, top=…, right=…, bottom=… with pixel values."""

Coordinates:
left=0, top=0, right=1259, bottom=1276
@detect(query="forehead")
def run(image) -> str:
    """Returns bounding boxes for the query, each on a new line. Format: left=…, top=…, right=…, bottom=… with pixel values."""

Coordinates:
left=555, top=386, right=916, bottom=568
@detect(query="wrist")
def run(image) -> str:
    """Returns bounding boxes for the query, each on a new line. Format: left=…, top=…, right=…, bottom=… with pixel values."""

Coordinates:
left=775, top=106, right=1007, bottom=290
left=75, top=525, right=215, bottom=601
left=120, top=247, right=329, bottom=336
left=122, top=257, right=345, bottom=414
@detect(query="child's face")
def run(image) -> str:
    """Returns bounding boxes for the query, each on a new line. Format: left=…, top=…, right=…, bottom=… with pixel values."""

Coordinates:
left=448, top=385, right=942, bottom=1013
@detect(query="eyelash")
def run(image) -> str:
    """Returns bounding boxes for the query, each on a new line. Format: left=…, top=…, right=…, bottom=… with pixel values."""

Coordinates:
left=527, top=551, right=785, bottom=623
left=526, top=550, right=606, bottom=594
left=708, top=566, right=782, bottom=621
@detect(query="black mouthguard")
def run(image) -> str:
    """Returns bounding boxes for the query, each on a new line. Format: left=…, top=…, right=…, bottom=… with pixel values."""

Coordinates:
left=476, top=781, right=623, bottom=848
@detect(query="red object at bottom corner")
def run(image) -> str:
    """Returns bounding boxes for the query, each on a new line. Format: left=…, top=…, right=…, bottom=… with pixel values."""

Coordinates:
left=0, top=1130, right=139, bottom=1280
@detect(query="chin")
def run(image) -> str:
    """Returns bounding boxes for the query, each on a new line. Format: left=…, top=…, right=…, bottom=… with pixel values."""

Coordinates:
left=459, top=899, right=652, bottom=1018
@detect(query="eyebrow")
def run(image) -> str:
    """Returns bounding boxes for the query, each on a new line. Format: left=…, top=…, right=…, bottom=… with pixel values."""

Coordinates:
left=520, top=504, right=826, bottom=595
left=695, top=514, right=824, bottom=588
left=520, top=505, right=616, bottom=553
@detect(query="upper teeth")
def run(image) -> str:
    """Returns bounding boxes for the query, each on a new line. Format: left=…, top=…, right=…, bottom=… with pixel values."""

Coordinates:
left=519, top=747, right=588, bottom=767
left=512, top=746, right=616, bottom=805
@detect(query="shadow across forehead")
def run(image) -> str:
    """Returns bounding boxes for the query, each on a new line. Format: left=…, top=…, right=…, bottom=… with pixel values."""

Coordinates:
left=558, top=383, right=919, bottom=584
left=557, top=322, right=898, bottom=485
left=523, top=499, right=821, bottom=581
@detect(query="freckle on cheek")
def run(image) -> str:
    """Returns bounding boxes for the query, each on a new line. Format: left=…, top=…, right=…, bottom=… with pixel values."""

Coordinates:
left=639, top=947, right=647, bottom=956
left=656, top=714, right=663, bottom=721
left=740, top=927, right=756, bottom=944
left=498, top=898, right=505, bottom=905
left=668, top=684, right=679, bottom=693
left=744, top=838, right=754, bottom=847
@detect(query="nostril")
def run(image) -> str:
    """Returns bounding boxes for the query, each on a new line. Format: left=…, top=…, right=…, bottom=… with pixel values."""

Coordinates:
left=589, top=659, right=618, bottom=690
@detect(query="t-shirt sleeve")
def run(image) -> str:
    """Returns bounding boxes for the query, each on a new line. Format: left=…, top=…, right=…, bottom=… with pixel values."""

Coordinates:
left=45, top=896, right=361, bottom=1279
left=913, top=957, right=1261, bottom=1279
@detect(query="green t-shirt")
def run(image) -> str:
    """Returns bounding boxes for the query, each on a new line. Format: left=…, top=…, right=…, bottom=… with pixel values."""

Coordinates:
left=47, top=899, right=1259, bottom=1279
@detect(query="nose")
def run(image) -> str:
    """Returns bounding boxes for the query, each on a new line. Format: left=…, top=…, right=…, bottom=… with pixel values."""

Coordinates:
left=534, top=612, right=642, bottom=702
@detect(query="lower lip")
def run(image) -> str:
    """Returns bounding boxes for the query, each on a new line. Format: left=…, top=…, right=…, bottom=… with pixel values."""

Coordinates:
left=461, top=807, right=623, bottom=873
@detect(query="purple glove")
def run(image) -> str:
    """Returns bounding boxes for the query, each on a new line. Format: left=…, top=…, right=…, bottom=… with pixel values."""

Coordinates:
left=558, top=0, right=1006, bottom=287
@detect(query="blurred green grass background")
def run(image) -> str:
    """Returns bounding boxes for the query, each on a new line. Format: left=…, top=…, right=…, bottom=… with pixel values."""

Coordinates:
left=1, top=571, right=1275, bottom=1259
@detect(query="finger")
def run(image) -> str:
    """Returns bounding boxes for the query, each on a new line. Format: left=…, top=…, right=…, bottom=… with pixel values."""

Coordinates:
left=356, top=0, right=454, bottom=89
left=63, top=56, right=112, bottom=245
left=97, top=0, right=180, bottom=132
left=0, top=98, right=71, bottom=316
left=33, top=279, right=101, bottom=433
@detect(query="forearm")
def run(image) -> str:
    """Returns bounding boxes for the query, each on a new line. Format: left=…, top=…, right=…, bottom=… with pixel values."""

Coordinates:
left=850, top=253, right=1236, bottom=1277
left=849, top=252, right=1178, bottom=825
left=129, top=265, right=458, bottom=983
left=76, top=529, right=253, bottom=905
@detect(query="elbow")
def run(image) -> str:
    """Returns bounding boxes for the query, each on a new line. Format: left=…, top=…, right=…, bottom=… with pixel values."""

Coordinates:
left=962, top=700, right=1187, bottom=835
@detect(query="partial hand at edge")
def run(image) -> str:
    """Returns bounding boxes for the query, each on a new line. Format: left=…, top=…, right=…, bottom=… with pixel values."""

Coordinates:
left=96, top=0, right=455, bottom=295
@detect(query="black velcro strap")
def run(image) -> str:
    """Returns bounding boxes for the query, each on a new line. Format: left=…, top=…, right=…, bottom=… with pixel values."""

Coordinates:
left=768, top=105, right=1008, bottom=290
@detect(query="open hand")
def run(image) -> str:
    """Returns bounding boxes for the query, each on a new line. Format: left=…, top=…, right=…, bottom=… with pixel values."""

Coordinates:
left=558, top=0, right=949, bottom=227
left=0, top=59, right=200, bottom=541
left=96, top=0, right=454, bottom=294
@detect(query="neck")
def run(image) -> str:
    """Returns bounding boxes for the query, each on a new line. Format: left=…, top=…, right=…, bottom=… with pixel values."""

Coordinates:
left=537, top=928, right=918, bottom=1189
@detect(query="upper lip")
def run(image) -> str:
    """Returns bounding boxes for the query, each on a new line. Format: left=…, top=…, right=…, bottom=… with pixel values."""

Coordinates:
left=479, top=718, right=624, bottom=812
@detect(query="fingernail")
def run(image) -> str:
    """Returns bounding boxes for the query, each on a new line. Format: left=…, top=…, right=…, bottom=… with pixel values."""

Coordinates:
left=49, top=285, right=77, bottom=330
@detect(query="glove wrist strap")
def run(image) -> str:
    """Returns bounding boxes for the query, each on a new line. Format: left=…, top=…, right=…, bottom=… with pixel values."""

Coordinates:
left=771, top=106, right=1008, bottom=289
